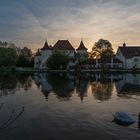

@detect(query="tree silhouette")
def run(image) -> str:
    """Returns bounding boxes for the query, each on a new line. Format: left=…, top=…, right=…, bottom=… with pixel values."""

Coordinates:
left=91, top=39, right=114, bottom=59
left=47, top=51, right=69, bottom=70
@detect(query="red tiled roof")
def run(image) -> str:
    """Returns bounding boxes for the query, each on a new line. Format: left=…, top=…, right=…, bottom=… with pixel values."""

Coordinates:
left=119, top=46, right=140, bottom=58
left=53, top=40, right=75, bottom=50
left=76, top=41, right=87, bottom=50
left=41, top=41, right=52, bottom=50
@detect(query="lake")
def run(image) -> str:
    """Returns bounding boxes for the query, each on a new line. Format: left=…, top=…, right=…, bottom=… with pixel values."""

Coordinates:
left=0, top=72, right=140, bottom=140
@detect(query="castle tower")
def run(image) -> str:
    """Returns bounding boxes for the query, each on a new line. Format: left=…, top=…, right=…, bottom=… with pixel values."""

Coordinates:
left=76, top=41, right=88, bottom=60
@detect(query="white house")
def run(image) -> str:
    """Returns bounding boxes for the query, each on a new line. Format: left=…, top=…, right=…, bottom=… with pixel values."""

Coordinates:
left=115, top=43, right=140, bottom=69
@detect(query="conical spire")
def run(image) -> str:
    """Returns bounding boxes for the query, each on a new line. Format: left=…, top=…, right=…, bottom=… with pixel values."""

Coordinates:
left=41, top=40, right=52, bottom=50
left=35, top=49, right=41, bottom=56
left=123, top=43, right=126, bottom=47
left=77, top=41, right=87, bottom=50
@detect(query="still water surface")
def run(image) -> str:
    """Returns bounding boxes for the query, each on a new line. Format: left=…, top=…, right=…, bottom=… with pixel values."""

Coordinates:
left=0, top=73, right=140, bottom=140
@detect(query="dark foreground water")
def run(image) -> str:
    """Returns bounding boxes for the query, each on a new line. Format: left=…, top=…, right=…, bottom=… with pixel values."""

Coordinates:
left=0, top=72, right=140, bottom=140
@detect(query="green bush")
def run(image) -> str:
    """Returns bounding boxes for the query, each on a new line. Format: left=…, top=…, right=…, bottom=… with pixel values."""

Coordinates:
left=47, top=51, right=69, bottom=70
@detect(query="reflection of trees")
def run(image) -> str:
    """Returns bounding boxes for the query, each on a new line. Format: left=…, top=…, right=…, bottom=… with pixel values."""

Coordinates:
left=17, top=74, right=32, bottom=91
left=91, top=81, right=113, bottom=101
left=0, top=73, right=32, bottom=96
left=0, top=73, right=18, bottom=96
left=47, top=73, right=75, bottom=101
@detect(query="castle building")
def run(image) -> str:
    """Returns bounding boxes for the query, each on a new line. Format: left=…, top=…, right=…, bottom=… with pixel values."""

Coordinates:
left=34, top=40, right=88, bottom=69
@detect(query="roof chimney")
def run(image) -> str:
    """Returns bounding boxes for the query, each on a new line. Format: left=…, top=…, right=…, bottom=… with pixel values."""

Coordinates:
left=123, top=43, right=126, bottom=47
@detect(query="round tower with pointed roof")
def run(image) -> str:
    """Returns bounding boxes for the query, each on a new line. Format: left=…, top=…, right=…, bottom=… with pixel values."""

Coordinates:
left=76, top=41, right=88, bottom=60
left=34, top=49, right=41, bottom=69
left=40, top=40, right=53, bottom=69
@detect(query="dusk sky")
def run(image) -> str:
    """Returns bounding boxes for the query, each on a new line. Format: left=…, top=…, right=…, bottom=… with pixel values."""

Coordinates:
left=0, top=0, right=140, bottom=52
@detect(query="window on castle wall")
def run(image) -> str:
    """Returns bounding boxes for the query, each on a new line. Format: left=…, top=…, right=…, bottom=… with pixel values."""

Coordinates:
left=134, top=58, right=139, bottom=62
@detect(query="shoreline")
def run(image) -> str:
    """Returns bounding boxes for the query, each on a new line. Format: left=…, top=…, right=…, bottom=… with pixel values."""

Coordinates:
left=14, top=68, right=140, bottom=74
left=1, top=67, right=140, bottom=73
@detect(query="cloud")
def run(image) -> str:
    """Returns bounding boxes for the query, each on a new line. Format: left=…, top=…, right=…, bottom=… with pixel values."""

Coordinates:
left=0, top=0, right=140, bottom=51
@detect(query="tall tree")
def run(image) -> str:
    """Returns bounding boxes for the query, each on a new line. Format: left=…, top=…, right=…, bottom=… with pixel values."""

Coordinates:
left=0, top=48, right=18, bottom=67
left=16, top=47, right=33, bottom=67
left=91, top=39, right=114, bottom=59
left=16, top=55, right=30, bottom=67
left=21, top=47, right=32, bottom=60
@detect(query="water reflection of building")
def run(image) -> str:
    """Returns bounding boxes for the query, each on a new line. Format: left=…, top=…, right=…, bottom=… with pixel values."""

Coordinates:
left=34, top=73, right=52, bottom=100
left=116, top=74, right=140, bottom=96
left=48, top=73, right=75, bottom=101
left=33, top=73, right=127, bottom=101
left=34, top=73, right=75, bottom=101
left=76, top=74, right=89, bottom=102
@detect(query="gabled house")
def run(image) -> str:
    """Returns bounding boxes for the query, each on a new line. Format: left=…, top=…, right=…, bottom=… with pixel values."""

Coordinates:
left=115, top=43, right=140, bottom=69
